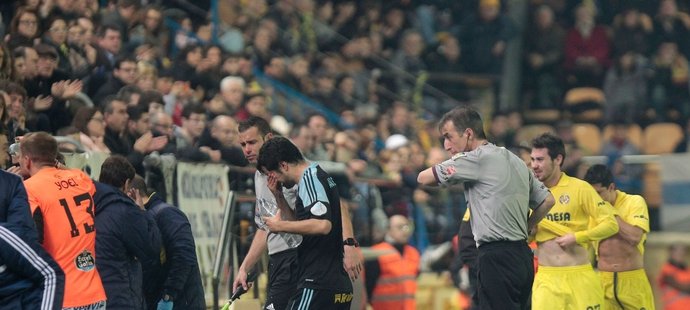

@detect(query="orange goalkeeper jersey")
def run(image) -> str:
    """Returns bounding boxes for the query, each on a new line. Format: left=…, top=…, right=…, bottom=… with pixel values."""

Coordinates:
left=25, top=167, right=106, bottom=308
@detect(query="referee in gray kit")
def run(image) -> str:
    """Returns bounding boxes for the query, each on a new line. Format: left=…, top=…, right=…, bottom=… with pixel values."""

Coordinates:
left=418, top=107, right=555, bottom=310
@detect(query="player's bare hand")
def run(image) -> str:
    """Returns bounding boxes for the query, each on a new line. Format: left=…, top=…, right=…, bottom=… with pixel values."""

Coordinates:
left=267, top=173, right=283, bottom=197
left=554, top=233, right=576, bottom=248
left=343, top=245, right=362, bottom=281
left=232, top=268, right=251, bottom=292
left=262, top=210, right=283, bottom=232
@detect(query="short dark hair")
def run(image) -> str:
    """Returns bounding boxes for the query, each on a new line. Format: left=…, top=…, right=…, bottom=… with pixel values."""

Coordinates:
left=97, top=23, right=121, bottom=38
left=531, top=133, right=566, bottom=167
left=438, top=107, right=487, bottom=139
left=72, top=106, right=100, bottom=134
left=129, top=175, right=150, bottom=196
left=181, top=104, right=206, bottom=119
left=127, top=105, right=147, bottom=122
left=99, top=155, right=136, bottom=188
left=257, top=136, right=304, bottom=173
left=117, top=85, right=142, bottom=101
left=102, top=95, right=126, bottom=114
left=238, top=116, right=272, bottom=136
left=139, top=90, right=164, bottom=109
left=20, top=132, right=58, bottom=166
left=114, top=55, right=136, bottom=70
left=584, top=164, right=614, bottom=187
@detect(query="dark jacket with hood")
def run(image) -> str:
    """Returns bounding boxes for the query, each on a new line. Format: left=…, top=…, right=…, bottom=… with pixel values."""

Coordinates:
left=143, top=193, right=205, bottom=310
left=93, top=182, right=161, bottom=310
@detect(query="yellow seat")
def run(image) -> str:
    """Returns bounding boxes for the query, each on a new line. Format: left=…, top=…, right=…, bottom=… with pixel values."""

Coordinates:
left=572, top=123, right=602, bottom=155
left=514, top=124, right=556, bottom=146
left=642, top=123, right=683, bottom=154
left=563, top=87, right=605, bottom=123
left=523, top=109, right=561, bottom=124
left=603, top=123, right=643, bottom=149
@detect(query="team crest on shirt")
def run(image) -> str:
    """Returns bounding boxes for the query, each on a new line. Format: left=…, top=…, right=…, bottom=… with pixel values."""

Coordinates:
left=559, top=194, right=570, bottom=205
left=444, top=166, right=456, bottom=176
left=311, top=201, right=328, bottom=216
left=75, top=250, right=96, bottom=272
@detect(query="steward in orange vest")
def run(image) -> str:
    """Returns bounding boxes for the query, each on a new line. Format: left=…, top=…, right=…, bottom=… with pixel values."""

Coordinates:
left=659, top=244, right=690, bottom=310
left=365, top=215, right=420, bottom=310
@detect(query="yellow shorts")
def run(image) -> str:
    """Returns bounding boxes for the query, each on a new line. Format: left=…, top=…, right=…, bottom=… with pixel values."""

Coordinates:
left=532, top=264, right=604, bottom=310
left=599, top=269, right=655, bottom=310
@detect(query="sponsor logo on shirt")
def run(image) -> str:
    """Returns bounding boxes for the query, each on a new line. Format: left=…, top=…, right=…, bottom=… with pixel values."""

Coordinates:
left=559, top=194, right=570, bottom=205
left=334, top=293, right=353, bottom=303
left=546, top=212, right=571, bottom=222
left=75, top=250, right=96, bottom=272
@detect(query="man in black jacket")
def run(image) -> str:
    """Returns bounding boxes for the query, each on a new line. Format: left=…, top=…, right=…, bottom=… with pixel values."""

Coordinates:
left=129, top=176, right=205, bottom=310
left=94, top=155, right=161, bottom=310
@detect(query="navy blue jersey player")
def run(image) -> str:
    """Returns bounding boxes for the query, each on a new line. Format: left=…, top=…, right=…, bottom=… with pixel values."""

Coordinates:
left=257, top=137, right=353, bottom=310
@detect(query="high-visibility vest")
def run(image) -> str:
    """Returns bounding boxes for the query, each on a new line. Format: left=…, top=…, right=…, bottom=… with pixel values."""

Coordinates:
left=659, top=262, right=690, bottom=310
left=370, top=242, right=420, bottom=310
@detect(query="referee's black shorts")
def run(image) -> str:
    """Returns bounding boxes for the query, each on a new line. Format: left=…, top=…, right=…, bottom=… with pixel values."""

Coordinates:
left=265, top=249, right=298, bottom=310
left=287, top=287, right=353, bottom=310
left=476, top=240, right=534, bottom=310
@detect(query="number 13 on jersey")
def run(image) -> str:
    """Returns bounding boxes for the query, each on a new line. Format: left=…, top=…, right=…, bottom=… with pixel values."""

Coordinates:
left=59, top=192, right=96, bottom=238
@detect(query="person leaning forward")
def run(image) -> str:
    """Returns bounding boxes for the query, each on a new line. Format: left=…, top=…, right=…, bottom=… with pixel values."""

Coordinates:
left=418, top=107, right=555, bottom=310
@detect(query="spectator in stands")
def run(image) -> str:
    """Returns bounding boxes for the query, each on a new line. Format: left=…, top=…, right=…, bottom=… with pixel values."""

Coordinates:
left=103, top=96, right=167, bottom=173
left=659, top=244, right=690, bottom=310
left=564, top=3, right=612, bottom=88
left=66, top=19, right=96, bottom=79
left=208, top=76, right=245, bottom=119
left=129, top=176, right=205, bottom=310
left=1, top=82, right=30, bottom=141
left=311, top=70, right=340, bottom=112
left=101, top=0, right=139, bottom=43
left=652, top=0, right=690, bottom=58
left=603, top=52, right=649, bottom=123
left=125, top=105, right=150, bottom=145
left=11, top=46, right=39, bottom=82
left=41, top=15, right=72, bottom=77
left=612, top=6, right=653, bottom=57
left=198, top=115, right=248, bottom=166
left=128, top=5, right=168, bottom=55
left=601, top=121, right=644, bottom=194
left=117, top=85, right=142, bottom=107
left=6, top=7, right=40, bottom=50
left=524, top=5, right=565, bottom=109
left=425, top=35, right=467, bottom=106
left=488, top=111, right=510, bottom=147
left=647, top=41, right=690, bottom=122
left=72, top=106, right=110, bottom=153
left=94, top=155, right=161, bottom=310
left=289, top=123, right=316, bottom=156
left=93, top=56, right=138, bottom=105
left=139, top=90, right=165, bottom=115
left=391, top=30, right=426, bottom=97
left=0, top=44, right=12, bottom=82
left=174, top=104, right=206, bottom=150
left=92, top=24, right=122, bottom=77
left=365, top=214, right=420, bottom=310
left=149, top=111, right=177, bottom=154
left=458, top=0, right=515, bottom=74
left=306, top=112, right=331, bottom=161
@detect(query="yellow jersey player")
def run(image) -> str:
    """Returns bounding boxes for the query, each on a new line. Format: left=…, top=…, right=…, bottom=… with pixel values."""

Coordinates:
left=530, top=133, right=618, bottom=310
left=584, top=164, right=655, bottom=310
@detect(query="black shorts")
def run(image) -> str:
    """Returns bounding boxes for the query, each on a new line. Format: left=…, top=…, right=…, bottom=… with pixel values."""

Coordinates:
left=265, top=249, right=299, bottom=310
left=287, top=287, right=353, bottom=310
left=476, top=240, right=534, bottom=310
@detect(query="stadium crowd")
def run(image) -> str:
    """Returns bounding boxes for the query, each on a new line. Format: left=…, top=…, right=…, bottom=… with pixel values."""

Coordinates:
left=1, top=0, right=690, bottom=309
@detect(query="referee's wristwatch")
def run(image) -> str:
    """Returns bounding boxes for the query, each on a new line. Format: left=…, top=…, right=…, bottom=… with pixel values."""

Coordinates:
left=343, top=238, right=359, bottom=247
